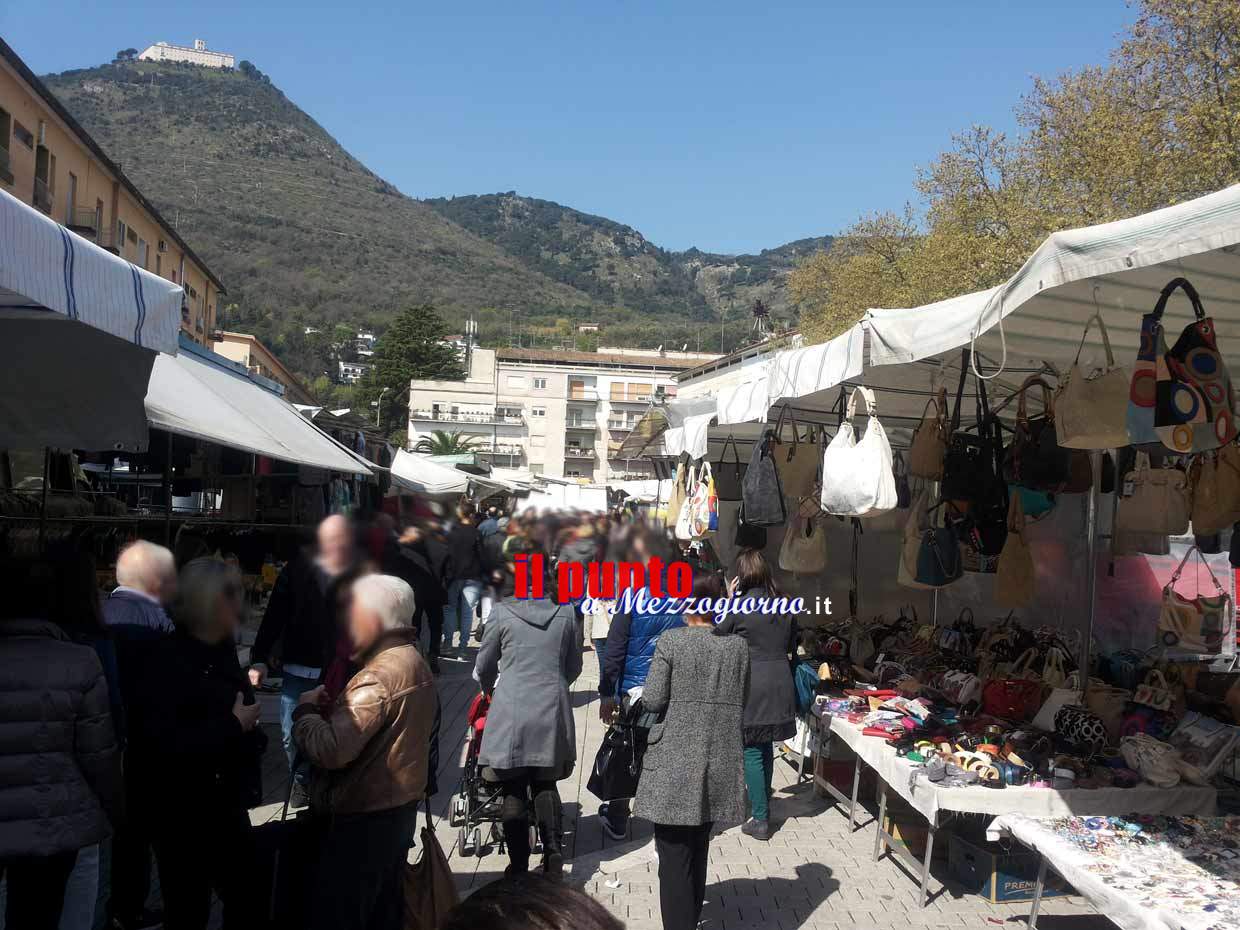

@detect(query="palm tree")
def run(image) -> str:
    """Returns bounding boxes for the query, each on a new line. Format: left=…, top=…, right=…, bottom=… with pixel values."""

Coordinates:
left=413, top=430, right=481, bottom=455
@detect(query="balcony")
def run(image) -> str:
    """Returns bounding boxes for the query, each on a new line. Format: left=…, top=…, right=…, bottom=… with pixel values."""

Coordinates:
left=479, top=445, right=524, bottom=462
left=67, top=209, right=100, bottom=240
left=564, top=447, right=595, bottom=459
left=565, top=419, right=596, bottom=432
left=567, top=388, right=599, bottom=403
left=33, top=178, right=52, bottom=214
left=410, top=408, right=524, bottom=425
left=608, top=420, right=633, bottom=433
left=608, top=391, right=653, bottom=405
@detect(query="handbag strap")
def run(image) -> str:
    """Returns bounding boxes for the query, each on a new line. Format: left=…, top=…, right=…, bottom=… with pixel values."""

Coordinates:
left=1010, top=646, right=1038, bottom=675
left=846, top=386, right=877, bottom=420
left=957, top=606, right=975, bottom=625
left=1144, top=669, right=1169, bottom=691
left=772, top=404, right=799, bottom=449
left=1014, top=375, right=1055, bottom=423
left=1152, top=277, right=1206, bottom=326
left=1167, top=544, right=1227, bottom=595
left=1007, top=489, right=1026, bottom=533
left=949, top=348, right=970, bottom=434
left=720, top=434, right=741, bottom=468
left=1074, top=312, right=1117, bottom=368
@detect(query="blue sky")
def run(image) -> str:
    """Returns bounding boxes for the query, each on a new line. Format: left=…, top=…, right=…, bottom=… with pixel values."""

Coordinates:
left=3, top=1, right=1134, bottom=253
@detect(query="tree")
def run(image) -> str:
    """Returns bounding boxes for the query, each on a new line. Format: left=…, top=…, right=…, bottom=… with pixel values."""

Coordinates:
left=356, top=305, right=465, bottom=433
left=413, top=430, right=479, bottom=455
left=115, top=48, right=139, bottom=62
left=791, top=0, right=1240, bottom=343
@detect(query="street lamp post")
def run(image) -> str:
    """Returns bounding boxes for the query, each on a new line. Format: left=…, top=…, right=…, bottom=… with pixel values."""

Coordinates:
left=376, top=386, right=390, bottom=427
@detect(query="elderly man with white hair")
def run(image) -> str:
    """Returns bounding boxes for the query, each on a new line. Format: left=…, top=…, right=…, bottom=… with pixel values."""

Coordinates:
left=292, top=573, right=436, bottom=930
left=102, top=540, right=177, bottom=633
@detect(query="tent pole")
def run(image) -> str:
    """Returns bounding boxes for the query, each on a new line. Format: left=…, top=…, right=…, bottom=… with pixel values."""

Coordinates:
left=1080, top=450, right=1102, bottom=681
left=38, top=446, right=50, bottom=547
left=162, top=431, right=173, bottom=546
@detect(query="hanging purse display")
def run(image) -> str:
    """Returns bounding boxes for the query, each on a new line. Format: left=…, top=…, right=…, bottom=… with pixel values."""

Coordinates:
left=779, top=505, right=828, bottom=574
left=712, top=434, right=746, bottom=502
left=1115, top=451, right=1190, bottom=536
left=994, top=493, right=1035, bottom=608
left=770, top=406, right=819, bottom=502
left=741, top=429, right=786, bottom=526
left=820, top=386, right=897, bottom=517
left=914, top=506, right=962, bottom=588
left=1158, top=545, right=1232, bottom=655
left=908, top=388, right=948, bottom=479
left=1130, top=277, right=1238, bottom=452
left=1056, top=311, right=1130, bottom=449
left=1189, top=443, right=1240, bottom=534
left=1003, top=376, right=1072, bottom=491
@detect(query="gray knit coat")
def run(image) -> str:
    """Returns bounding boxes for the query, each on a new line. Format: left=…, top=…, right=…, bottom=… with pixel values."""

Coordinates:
left=633, top=626, right=749, bottom=827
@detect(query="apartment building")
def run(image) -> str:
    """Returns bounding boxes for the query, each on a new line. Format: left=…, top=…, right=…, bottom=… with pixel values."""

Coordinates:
left=408, top=346, right=718, bottom=483
left=0, top=38, right=224, bottom=345
left=138, top=39, right=235, bottom=70
left=212, top=331, right=315, bottom=404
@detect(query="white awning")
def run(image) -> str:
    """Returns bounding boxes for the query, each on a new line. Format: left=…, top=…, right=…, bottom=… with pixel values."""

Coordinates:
left=145, top=348, right=370, bottom=473
left=390, top=449, right=470, bottom=495
left=0, top=187, right=182, bottom=353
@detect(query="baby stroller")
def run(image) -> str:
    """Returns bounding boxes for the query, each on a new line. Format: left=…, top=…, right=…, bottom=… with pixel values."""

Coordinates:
left=450, top=692, right=543, bottom=858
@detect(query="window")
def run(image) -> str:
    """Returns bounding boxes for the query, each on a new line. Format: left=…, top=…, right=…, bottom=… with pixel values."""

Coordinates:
left=138, top=237, right=149, bottom=269
left=529, top=464, right=544, bottom=475
left=65, top=172, right=77, bottom=224
left=12, top=120, right=33, bottom=150
left=530, top=435, right=545, bottom=448
left=533, top=377, right=547, bottom=390
left=155, top=254, right=162, bottom=276
left=567, top=469, right=583, bottom=478
left=116, top=220, right=128, bottom=255
left=506, top=375, right=526, bottom=389
left=530, top=407, right=546, bottom=417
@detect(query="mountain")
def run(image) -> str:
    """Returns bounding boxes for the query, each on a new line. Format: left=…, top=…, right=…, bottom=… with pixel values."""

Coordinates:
left=42, top=60, right=832, bottom=376
left=426, top=193, right=832, bottom=330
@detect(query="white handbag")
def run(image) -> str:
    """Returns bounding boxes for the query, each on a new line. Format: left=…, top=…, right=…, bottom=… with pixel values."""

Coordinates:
left=778, top=507, right=827, bottom=574
left=820, top=386, right=896, bottom=516
left=1115, top=452, right=1191, bottom=536
left=1055, top=312, right=1130, bottom=449
left=674, top=465, right=697, bottom=541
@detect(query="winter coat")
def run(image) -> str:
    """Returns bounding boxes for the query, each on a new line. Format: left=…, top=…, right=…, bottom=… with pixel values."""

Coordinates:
left=252, top=553, right=346, bottom=671
left=127, top=630, right=266, bottom=815
left=634, top=626, right=748, bottom=827
left=600, top=588, right=684, bottom=698
left=100, top=588, right=174, bottom=633
left=294, top=629, right=436, bottom=814
left=444, top=523, right=484, bottom=582
left=474, top=597, right=582, bottom=771
left=0, top=618, right=123, bottom=858
left=714, top=588, right=799, bottom=743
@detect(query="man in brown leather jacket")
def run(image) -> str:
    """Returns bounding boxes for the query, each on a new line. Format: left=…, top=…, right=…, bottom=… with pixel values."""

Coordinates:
left=292, top=574, right=435, bottom=930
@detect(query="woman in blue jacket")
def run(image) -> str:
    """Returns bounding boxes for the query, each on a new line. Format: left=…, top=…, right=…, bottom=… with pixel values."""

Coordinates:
left=597, top=527, right=684, bottom=839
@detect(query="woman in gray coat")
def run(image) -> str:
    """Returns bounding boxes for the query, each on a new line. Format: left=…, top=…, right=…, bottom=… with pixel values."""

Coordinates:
left=634, top=574, right=748, bottom=930
left=474, top=543, right=582, bottom=877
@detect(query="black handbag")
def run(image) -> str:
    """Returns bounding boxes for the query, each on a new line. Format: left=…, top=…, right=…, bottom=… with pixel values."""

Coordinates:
left=251, top=776, right=320, bottom=928
left=713, top=434, right=745, bottom=502
left=893, top=452, right=911, bottom=509
left=735, top=503, right=769, bottom=550
left=915, top=523, right=962, bottom=587
left=941, top=351, right=1006, bottom=508
left=740, top=428, right=786, bottom=526
left=1003, top=376, right=1072, bottom=491
left=587, top=704, right=650, bottom=802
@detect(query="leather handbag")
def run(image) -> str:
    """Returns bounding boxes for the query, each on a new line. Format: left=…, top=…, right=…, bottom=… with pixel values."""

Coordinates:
left=994, top=493, right=1034, bottom=608
left=1003, top=376, right=1072, bottom=491
left=741, top=429, right=786, bottom=526
left=981, top=677, right=1045, bottom=722
left=914, top=511, right=962, bottom=588
left=403, top=800, right=460, bottom=930
left=1159, top=546, right=1231, bottom=655
left=1115, top=452, right=1190, bottom=536
left=771, top=406, right=819, bottom=502
left=1032, top=675, right=1081, bottom=732
left=942, top=359, right=1004, bottom=507
left=820, top=386, right=897, bottom=516
left=893, top=452, right=911, bottom=509
left=898, top=489, right=933, bottom=590
left=734, top=503, right=769, bottom=550
left=587, top=701, right=651, bottom=802
left=1056, top=311, right=1130, bottom=449
left=778, top=508, right=827, bottom=574
left=665, top=461, right=688, bottom=526
left=1131, top=277, right=1238, bottom=452
left=1054, top=704, right=1108, bottom=749
left=939, top=669, right=983, bottom=706
left=712, top=435, right=746, bottom=502
left=1190, top=444, right=1240, bottom=534
left=908, top=388, right=948, bottom=479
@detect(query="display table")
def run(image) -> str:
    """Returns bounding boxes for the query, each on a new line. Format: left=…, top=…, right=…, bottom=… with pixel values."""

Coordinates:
left=987, top=814, right=1240, bottom=930
left=813, top=708, right=1219, bottom=908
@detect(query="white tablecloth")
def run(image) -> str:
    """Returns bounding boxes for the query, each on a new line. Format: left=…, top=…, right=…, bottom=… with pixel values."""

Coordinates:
left=986, top=814, right=1236, bottom=930
left=825, top=715, right=1217, bottom=822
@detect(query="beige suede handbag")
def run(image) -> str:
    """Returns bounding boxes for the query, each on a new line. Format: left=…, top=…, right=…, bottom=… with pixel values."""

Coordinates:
left=908, top=388, right=948, bottom=479
left=994, top=493, right=1034, bottom=609
left=1116, top=452, right=1191, bottom=536
left=1189, top=444, right=1240, bottom=534
left=1055, top=312, right=1130, bottom=449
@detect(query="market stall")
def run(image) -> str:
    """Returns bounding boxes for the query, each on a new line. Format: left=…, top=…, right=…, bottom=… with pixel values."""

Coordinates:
left=650, top=183, right=1240, bottom=919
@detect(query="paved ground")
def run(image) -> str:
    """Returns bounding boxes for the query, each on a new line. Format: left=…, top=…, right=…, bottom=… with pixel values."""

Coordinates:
left=249, top=633, right=1110, bottom=930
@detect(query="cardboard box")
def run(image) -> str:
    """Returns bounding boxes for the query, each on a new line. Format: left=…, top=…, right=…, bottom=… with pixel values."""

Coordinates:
left=947, top=833, right=1069, bottom=903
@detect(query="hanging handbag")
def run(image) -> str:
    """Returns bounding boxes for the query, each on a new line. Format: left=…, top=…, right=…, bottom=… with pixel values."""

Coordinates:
left=741, top=429, right=786, bottom=526
left=403, top=799, right=460, bottom=930
left=914, top=509, right=962, bottom=588
left=665, top=461, right=688, bottom=525
left=770, top=406, right=819, bottom=501
left=674, top=465, right=697, bottom=541
left=712, top=434, right=745, bottom=502
left=1056, top=311, right=1130, bottom=449
left=941, top=352, right=1005, bottom=507
left=908, top=388, right=948, bottom=479
left=994, top=493, right=1034, bottom=608
left=687, top=462, right=717, bottom=538
left=778, top=507, right=828, bottom=574
left=898, top=488, right=933, bottom=590
left=1190, top=444, right=1240, bottom=534
left=734, top=503, right=769, bottom=550
left=1115, top=452, right=1190, bottom=536
left=1003, top=376, right=1072, bottom=491
left=820, top=386, right=897, bottom=516
left=893, top=452, right=911, bottom=509
left=1158, top=546, right=1231, bottom=655
left=1131, top=277, right=1238, bottom=452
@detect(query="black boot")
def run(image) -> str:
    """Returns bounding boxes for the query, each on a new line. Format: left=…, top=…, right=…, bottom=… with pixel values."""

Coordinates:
left=502, top=796, right=531, bottom=874
left=533, top=788, right=564, bottom=877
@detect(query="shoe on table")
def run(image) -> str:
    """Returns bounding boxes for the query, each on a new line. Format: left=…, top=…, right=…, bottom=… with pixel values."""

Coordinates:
left=741, top=818, right=770, bottom=841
